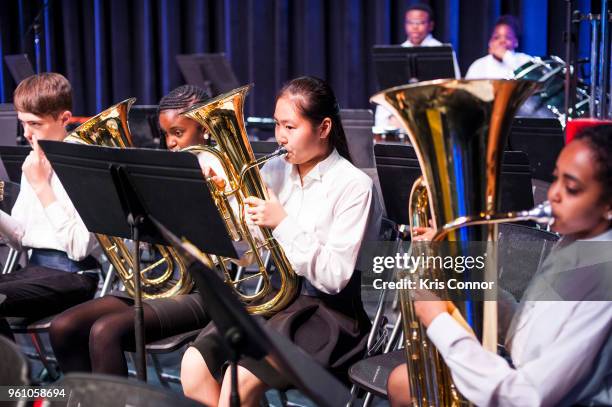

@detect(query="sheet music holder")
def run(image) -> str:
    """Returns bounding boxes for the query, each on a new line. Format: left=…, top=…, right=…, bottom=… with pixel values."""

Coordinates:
left=38, top=140, right=238, bottom=382
left=0, top=146, right=31, bottom=183
left=38, top=141, right=237, bottom=257
left=151, top=218, right=352, bottom=407
left=374, top=144, right=535, bottom=226
left=3, top=54, right=35, bottom=84
left=372, top=45, right=455, bottom=90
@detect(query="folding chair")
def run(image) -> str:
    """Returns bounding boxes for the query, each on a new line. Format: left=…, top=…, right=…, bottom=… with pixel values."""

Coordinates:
left=348, top=224, right=559, bottom=404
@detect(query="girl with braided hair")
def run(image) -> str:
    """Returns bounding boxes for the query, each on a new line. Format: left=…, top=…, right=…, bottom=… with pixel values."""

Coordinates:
left=158, top=84, right=211, bottom=150
left=48, top=85, right=214, bottom=376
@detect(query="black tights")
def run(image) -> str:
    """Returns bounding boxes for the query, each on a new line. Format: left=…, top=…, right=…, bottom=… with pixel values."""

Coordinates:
left=50, top=296, right=183, bottom=376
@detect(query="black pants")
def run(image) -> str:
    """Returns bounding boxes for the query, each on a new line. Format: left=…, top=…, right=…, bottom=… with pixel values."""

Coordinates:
left=0, top=265, right=98, bottom=320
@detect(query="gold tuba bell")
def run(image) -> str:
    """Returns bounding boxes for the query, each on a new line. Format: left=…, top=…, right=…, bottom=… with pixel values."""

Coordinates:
left=182, top=85, right=299, bottom=316
left=65, top=99, right=194, bottom=299
left=371, top=79, right=551, bottom=406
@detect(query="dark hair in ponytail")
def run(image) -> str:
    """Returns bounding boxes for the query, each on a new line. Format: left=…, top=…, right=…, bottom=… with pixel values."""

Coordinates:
left=276, top=76, right=352, bottom=163
left=573, top=124, right=612, bottom=202
left=157, top=85, right=211, bottom=149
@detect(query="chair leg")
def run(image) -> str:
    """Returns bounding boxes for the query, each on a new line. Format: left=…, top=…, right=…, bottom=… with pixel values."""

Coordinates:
left=363, top=391, right=375, bottom=407
left=100, top=264, right=115, bottom=297
left=347, top=384, right=360, bottom=406
left=2, top=248, right=18, bottom=274
left=385, top=315, right=403, bottom=353
left=30, top=332, right=59, bottom=381
left=278, top=390, right=289, bottom=407
left=259, top=393, right=271, bottom=407
left=149, top=353, right=170, bottom=388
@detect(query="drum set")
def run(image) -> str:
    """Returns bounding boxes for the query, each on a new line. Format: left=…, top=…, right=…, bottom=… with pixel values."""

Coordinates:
left=513, top=56, right=590, bottom=122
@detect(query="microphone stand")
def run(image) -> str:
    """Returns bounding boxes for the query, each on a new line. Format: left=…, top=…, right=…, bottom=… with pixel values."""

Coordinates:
left=23, top=0, right=50, bottom=74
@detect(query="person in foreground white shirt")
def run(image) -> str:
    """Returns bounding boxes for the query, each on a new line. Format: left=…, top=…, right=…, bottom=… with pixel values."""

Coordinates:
left=386, top=124, right=612, bottom=407
left=465, top=15, right=532, bottom=79
left=0, top=73, right=100, bottom=340
left=180, top=76, right=383, bottom=407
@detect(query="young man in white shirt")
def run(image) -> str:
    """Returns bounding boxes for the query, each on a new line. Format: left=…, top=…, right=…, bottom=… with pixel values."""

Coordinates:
left=375, top=4, right=459, bottom=130
left=401, top=3, right=442, bottom=47
left=0, top=73, right=100, bottom=340
left=465, top=15, right=532, bottom=79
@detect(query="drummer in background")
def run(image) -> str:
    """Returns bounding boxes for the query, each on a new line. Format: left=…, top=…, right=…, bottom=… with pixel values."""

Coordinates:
left=374, top=3, right=459, bottom=132
left=465, top=15, right=533, bottom=79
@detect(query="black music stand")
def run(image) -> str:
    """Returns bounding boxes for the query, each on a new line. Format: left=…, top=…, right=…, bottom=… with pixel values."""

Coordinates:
left=176, top=53, right=240, bottom=95
left=372, top=45, right=455, bottom=90
left=151, top=218, right=352, bottom=407
left=0, top=146, right=31, bottom=183
left=374, top=144, right=535, bottom=227
left=3, top=54, right=35, bottom=85
left=38, top=140, right=238, bottom=383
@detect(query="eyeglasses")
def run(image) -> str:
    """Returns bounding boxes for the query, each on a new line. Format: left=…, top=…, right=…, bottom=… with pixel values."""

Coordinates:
left=405, top=20, right=429, bottom=27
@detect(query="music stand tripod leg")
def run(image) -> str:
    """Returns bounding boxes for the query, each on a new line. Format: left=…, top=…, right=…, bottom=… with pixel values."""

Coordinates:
left=129, top=214, right=147, bottom=382
left=225, top=326, right=243, bottom=407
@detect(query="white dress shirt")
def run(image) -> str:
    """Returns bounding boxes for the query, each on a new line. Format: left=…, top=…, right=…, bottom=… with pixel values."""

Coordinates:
left=260, top=149, right=382, bottom=295
left=401, top=34, right=442, bottom=47
left=0, top=172, right=100, bottom=261
left=465, top=51, right=532, bottom=79
left=426, top=229, right=612, bottom=406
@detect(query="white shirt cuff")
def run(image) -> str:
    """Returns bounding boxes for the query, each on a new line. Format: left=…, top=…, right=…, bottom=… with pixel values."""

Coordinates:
left=427, top=312, right=474, bottom=355
left=272, top=214, right=300, bottom=247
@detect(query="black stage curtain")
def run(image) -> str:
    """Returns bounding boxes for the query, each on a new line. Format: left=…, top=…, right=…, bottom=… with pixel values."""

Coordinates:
left=0, top=0, right=596, bottom=117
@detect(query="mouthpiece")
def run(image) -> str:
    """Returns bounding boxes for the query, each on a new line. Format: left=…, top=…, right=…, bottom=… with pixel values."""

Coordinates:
left=523, top=201, right=553, bottom=224
left=272, top=146, right=288, bottom=157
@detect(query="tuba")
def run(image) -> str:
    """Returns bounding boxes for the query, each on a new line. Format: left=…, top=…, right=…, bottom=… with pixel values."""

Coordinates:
left=65, top=99, right=194, bottom=299
left=182, top=85, right=299, bottom=316
left=371, top=79, right=550, bottom=406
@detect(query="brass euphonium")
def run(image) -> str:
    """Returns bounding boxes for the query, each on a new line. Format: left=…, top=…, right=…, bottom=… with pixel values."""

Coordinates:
left=65, top=99, right=194, bottom=299
left=371, top=79, right=550, bottom=406
left=182, top=84, right=299, bottom=316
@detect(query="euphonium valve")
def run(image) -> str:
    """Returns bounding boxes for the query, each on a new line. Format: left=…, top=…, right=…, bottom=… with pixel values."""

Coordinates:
left=182, top=85, right=299, bottom=316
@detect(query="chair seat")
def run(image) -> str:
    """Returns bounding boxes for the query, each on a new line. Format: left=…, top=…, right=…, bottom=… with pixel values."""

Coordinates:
left=348, top=349, right=405, bottom=399
left=145, top=329, right=199, bottom=354
left=8, top=314, right=55, bottom=333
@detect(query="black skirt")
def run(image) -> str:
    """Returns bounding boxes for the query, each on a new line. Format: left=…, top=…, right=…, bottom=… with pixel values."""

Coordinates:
left=191, top=293, right=371, bottom=389
left=109, top=292, right=209, bottom=334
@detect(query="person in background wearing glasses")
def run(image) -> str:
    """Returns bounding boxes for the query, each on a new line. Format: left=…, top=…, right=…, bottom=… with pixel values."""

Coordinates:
left=402, top=3, right=441, bottom=47
left=374, top=3, right=459, bottom=130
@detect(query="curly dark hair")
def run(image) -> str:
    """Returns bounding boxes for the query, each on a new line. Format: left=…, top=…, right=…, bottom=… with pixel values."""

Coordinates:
left=573, top=124, right=612, bottom=202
